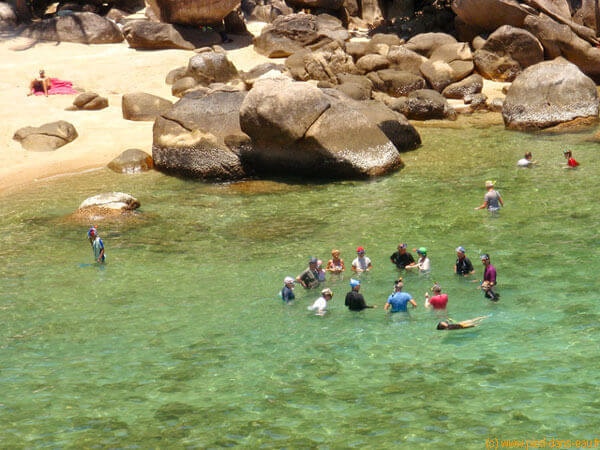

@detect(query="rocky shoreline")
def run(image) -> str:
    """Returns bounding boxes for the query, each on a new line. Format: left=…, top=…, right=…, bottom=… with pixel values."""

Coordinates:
left=2, top=0, right=599, bottom=189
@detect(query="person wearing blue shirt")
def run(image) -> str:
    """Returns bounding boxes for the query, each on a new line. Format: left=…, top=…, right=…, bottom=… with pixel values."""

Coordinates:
left=88, top=227, right=105, bottom=263
left=281, top=277, right=296, bottom=303
left=385, top=282, right=416, bottom=313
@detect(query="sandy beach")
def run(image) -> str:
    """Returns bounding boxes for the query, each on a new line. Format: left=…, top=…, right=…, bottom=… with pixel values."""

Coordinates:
left=0, top=21, right=506, bottom=194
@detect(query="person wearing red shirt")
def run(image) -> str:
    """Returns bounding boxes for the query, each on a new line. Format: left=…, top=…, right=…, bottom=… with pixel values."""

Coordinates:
left=563, top=149, right=579, bottom=168
left=424, top=284, right=448, bottom=310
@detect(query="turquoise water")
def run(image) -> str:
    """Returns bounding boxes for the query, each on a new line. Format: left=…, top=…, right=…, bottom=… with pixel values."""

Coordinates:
left=1, top=121, right=599, bottom=447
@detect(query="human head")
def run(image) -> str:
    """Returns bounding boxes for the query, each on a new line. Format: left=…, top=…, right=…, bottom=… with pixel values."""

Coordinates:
left=331, top=249, right=340, bottom=258
left=563, top=149, right=572, bottom=158
left=415, top=247, right=427, bottom=257
left=317, top=259, right=323, bottom=268
left=397, top=243, right=407, bottom=253
left=485, top=180, right=495, bottom=189
left=456, top=246, right=465, bottom=258
left=309, top=257, right=318, bottom=268
left=431, top=284, right=441, bottom=293
left=437, top=321, right=449, bottom=330
left=356, top=246, right=365, bottom=256
left=321, top=288, right=333, bottom=299
left=394, top=281, right=403, bottom=291
left=480, top=254, right=490, bottom=265
left=284, top=276, right=295, bottom=287
left=39, top=69, right=45, bottom=77
left=349, top=278, right=361, bottom=290
left=525, top=152, right=532, bottom=160
left=87, top=227, right=97, bottom=239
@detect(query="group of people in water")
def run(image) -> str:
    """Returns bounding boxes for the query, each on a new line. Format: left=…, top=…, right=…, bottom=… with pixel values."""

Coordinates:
left=280, top=244, right=498, bottom=331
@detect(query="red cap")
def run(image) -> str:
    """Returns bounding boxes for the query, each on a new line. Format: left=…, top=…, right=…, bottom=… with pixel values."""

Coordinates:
left=356, top=246, right=365, bottom=252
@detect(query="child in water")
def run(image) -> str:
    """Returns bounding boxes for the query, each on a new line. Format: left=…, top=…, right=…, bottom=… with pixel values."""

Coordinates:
left=563, top=149, right=579, bottom=168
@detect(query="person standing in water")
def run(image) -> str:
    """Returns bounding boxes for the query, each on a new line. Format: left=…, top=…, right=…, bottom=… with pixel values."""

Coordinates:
left=424, top=284, right=448, bottom=310
left=454, top=246, right=475, bottom=277
left=475, top=181, right=503, bottom=212
left=385, top=281, right=416, bottom=313
left=308, top=288, right=333, bottom=315
left=296, top=258, right=321, bottom=289
left=345, top=279, right=377, bottom=311
left=87, top=227, right=105, bottom=263
left=390, top=243, right=415, bottom=270
left=325, top=249, right=345, bottom=276
left=517, top=152, right=536, bottom=167
left=405, top=247, right=430, bottom=273
left=563, top=149, right=579, bottom=168
left=480, top=254, right=500, bottom=301
left=281, top=277, right=296, bottom=303
left=352, top=247, right=373, bottom=273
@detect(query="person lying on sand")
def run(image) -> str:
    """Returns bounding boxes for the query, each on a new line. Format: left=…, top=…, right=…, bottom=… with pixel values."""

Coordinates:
left=28, top=70, right=51, bottom=97
left=437, top=315, right=489, bottom=330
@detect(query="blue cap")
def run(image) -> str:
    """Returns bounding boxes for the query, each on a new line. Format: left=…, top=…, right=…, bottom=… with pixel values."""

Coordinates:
left=309, top=257, right=318, bottom=264
left=349, top=278, right=361, bottom=287
left=456, top=246, right=465, bottom=253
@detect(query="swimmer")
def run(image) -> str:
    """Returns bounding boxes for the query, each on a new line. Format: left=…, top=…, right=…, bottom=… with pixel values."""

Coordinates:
left=28, top=69, right=51, bottom=97
left=325, top=249, right=345, bottom=275
left=307, top=288, right=333, bottom=315
left=437, top=315, right=490, bottom=330
left=454, top=246, right=475, bottom=277
left=390, top=243, right=415, bottom=269
left=475, top=180, right=503, bottom=212
left=405, top=247, right=430, bottom=273
left=424, top=284, right=448, bottom=309
left=281, top=276, right=296, bottom=303
left=87, top=227, right=105, bottom=263
left=385, top=281, right=416, bottom=313
left=563, top=149, right=579, bottom=168
left=345, top=279, right=377, bottom=311
left=351, top=246, right=372, bottom=273
left=517, top=152, right=536, bottom=167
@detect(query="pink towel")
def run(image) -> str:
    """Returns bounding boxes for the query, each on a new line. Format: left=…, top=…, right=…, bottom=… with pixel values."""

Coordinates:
left=34, top=78, right=78, bottom=95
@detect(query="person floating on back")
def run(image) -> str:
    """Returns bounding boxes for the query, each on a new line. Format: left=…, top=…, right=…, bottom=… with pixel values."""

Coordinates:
left=437, top=316, right=489, bottom=330
left=454, top=246, right=475, bottom=277
left=352, top=246, right=373, bottom=273
left=281, top=277, right=296, bottom=303
left=345, top=279, right=377, bottom=311
left=87, top=227, right=105, bottom=263
left=563, top=149, right=579, bottom=168
left=385, top=281, right=416, bottom=313
left=517, top=152, right=536, bottom=167
left=390, top=243, right=415, bottom=270
left=424, top=284, right=448, bottom=310
left=475, top=180, right=503, bottom=212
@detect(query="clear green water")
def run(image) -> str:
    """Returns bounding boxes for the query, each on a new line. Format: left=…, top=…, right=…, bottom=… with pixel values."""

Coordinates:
left=1, top=121, right=599, bottom=447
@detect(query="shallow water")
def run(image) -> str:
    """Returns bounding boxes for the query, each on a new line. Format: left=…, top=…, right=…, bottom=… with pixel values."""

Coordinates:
left=1, top=121, right=599, bottom=447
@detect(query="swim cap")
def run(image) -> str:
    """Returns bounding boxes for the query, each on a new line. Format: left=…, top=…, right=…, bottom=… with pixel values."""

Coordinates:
left=87, top=227, right=97, bottom=237
left=456, top=246, right=465, bottom=254
left=349, top=278, right=361, bottom=287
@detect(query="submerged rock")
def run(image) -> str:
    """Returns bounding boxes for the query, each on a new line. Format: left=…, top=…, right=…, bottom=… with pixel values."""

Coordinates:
left=71, top=192, right=141, bottom=222
left=108, top=149, right=154, bottom=173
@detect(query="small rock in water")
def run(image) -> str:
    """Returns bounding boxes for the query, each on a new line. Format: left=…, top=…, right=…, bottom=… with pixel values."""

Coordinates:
left=108, top=149, right=154, bottom=174
left=70, top=192, right=141, bottom=222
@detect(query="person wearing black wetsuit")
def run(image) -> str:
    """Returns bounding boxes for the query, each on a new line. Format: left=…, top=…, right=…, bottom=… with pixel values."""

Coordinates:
left=390, top=243, right=415, bottom=269
left=345, top=279, right=376, bottom=311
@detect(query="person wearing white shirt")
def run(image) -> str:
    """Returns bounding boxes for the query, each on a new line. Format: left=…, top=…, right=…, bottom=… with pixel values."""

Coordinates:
left=351, top=246, right=373, bottom=273
left=406, top=247, right=430, bottom=273
left=308, top=288, right=333, bottom=315
left=517, top=152, right=536, bottom=167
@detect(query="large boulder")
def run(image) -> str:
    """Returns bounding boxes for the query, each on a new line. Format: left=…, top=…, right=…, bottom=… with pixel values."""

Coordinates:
left=13, top=121, right=78, bottom=151
left=153, top=91, right=248, bottom=180
left=356, top=54, right=390, bottom=73
left=573, top=0, right=599, bottom=34
left=286, top=0, right=344, bottom=10
left=419, top=43, right=474, bottom=91
left=405, top=32, right=457, bottom=57
left=387, top=45, right=428, bottom=75
left=0, top=2, right=17, bottom=30
left=286, top=45, right=358, bottom=83
left=187, top=51, right=239, bottom=86
left=524, top=14, right=600, bottom=83
left=239, top=78, right=406, bottom=178
left=384, top=89, right=455, bottom=120
left=441, top=73, right=483, bottom=99
left=368, top=69, right=427, bottom=97
left=335, top=74, right=373, bottom=100
left=68, top=92, right=109, bottom=111
left=254, top=13, right=350, bottom=58
left=473, top=25, right=544, bottom=81
left=240, top=63, right=289, bottom=87
left=19, top=12, right=123, bottom=44
left=108, top=149, right=154, bottom=173
left=146, top=0, right=240, bottom=25
left=73, top=192, right=140, bottom=221
left=122, top=93, right=173, bottom=121
left=123, top=20, right=221, bottom=50
left=245, top=0, right=293, bottom=23
left=502, top=59, right=599, bottom=131
left=451, top=0, right=530, bottom=32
